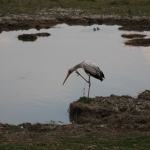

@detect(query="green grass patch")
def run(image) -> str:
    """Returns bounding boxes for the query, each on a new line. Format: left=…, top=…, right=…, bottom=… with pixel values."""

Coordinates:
left=76, top=96, right=93, bottom=104
left=0, top=133, right=150, bottom=149
left=0, top=0, right=150, bottom=16
left=107, top=124, right=114, bottom=128
left=115, top=134, right=150, bottom=149
left=40, top=127, right=53, bottom=132
left=0, top=144, right=29, bottom=150
left=0, top=133, right=4, bottom=139
left=6, top=125, right=23, bottom=132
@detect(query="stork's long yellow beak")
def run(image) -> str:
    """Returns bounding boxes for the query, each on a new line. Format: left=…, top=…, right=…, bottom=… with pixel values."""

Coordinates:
left=63, top=72, right=71, bottom=85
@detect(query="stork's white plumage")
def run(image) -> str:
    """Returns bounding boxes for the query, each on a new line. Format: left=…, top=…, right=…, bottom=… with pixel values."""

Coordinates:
left=63, top=60, right=105, bottom=97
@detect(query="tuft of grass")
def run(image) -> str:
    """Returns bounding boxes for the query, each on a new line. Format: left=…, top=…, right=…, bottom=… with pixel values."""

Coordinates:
left=76, top=96, right=93, bottom=104
left=0, top=133, right=4, bottom=139
left=6, top=125, right=23, bottom=132
left=107, top=124, right=114, bottom=128
left=115, top=134, right=150, bottom=149
left=109, top=0, right=130, bottom=5
left=40, top=127, right=53, bottom=132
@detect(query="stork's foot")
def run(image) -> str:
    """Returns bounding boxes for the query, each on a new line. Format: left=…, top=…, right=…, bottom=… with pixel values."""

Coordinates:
left=75, top=70, right=89, bottom=83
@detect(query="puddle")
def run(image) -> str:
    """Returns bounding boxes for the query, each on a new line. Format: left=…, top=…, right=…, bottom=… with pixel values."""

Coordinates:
left=0, top=24, right=150, bottom=125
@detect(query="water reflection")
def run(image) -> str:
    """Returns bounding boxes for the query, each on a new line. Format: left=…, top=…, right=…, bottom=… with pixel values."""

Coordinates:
left=142, top=47, right=150, bottom=62
left=0, top=24, right=150, bottom=125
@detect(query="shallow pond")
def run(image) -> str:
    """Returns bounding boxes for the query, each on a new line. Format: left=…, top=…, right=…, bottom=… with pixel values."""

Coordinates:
left=0, top=24, right=150, bottom=125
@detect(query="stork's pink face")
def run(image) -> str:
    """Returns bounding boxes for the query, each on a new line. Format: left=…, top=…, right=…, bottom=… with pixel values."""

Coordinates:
left=63, top=69, right=72, bottom=85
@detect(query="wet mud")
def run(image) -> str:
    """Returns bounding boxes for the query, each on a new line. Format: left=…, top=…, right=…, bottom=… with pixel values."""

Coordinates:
left=121, top=34, right=150, bottom=46
left=121, top=34, right=147, bottom=39
left=125, top=38, right=150, bottom=46
left=18, top=32, right=50, bottom=42
left=70, top=90, right=150, bottom=131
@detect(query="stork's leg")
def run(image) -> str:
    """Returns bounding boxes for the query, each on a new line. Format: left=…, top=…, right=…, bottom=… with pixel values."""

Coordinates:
left=75, top=70, right=89, bottom=83
left=76, top=70, right=91, bottom=98
left=88, top=76, right=91, bottom=98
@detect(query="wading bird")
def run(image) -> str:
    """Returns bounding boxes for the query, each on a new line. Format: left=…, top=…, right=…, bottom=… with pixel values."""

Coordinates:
left=63, top=60, right=105, bottom=98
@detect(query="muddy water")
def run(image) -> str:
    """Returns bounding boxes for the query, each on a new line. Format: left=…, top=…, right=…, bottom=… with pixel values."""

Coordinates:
left=0, top=24, right=150, bottom=125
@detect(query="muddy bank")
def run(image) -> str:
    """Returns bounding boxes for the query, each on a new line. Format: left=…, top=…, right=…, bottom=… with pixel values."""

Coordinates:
left=70, top=90, right=150, bottom=131
left=0, top=10, right=150, bottom=33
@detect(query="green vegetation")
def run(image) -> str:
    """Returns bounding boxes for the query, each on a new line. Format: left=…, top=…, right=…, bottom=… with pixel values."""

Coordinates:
left=0, top=144, right=28, bottom=150
left=5, top=125, right=23, bottom=132
left=76, top=96, right=93, bottom=104
left=0, top=133, right=4, bottom=139
left=0, top=0, right=150, bottom=16
left=0, top=133, right=150, bottom=149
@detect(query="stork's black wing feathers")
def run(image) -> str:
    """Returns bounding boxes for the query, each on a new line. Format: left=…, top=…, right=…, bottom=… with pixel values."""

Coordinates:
left=82, top=61, right=105, bottom=81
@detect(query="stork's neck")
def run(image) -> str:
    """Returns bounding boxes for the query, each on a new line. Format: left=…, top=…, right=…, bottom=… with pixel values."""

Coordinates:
left=70, top=63, right=82, bottom=72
